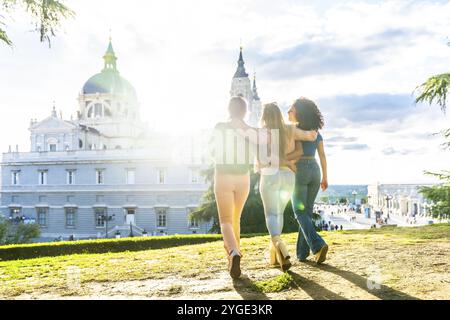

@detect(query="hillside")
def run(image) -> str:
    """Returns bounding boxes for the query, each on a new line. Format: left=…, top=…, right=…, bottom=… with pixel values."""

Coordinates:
left=0, top=224, right=449, bottom=300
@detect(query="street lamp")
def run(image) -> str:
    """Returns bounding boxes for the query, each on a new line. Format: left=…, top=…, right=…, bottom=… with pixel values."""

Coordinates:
left=385, top=195, right=392, bottom=217
left=101, top=211, right=115, bottom=239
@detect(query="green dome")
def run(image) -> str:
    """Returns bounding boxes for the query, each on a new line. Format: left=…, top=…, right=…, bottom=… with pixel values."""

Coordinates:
left=82, top=69, right=137, bottom=99
left=81, top=39, right=137, bottom=100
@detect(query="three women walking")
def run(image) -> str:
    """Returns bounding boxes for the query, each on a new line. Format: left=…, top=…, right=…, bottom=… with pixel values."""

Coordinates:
left=212, top=96, right=329, bottom=279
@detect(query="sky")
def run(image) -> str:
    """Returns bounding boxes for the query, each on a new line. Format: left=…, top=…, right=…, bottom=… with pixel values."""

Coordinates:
left=0, top=0, right=449, bottom=185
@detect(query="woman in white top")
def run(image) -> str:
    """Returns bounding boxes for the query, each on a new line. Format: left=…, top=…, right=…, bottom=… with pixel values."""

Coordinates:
left=254, top=102, right=317, bottom=271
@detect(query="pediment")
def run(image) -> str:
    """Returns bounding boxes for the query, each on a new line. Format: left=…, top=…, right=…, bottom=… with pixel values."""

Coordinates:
left=30, top=116, right=77, bottom=132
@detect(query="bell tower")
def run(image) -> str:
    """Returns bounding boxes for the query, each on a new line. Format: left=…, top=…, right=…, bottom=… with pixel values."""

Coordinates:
left=230, top=46, right=252, bottom=111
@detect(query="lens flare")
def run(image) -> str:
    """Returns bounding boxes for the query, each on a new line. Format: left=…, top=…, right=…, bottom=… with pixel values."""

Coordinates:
left=297, top=202, right=305, bottom=211
left=280, top=190, right=291, bottom=202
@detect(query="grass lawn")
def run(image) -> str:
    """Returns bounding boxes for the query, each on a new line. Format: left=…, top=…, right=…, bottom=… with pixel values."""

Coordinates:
left=0, top=224, right=449, bottom=299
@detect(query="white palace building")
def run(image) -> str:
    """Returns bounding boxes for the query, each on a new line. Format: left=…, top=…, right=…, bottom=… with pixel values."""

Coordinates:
left=0, top=40, right=261, bottom=241
left=367, top=182, right=433, bottom=218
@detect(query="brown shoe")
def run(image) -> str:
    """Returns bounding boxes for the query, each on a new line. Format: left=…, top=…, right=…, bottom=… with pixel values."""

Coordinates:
left=314, top=244, right=328, bottom=265
left=228, top=250, right=241, bottom=279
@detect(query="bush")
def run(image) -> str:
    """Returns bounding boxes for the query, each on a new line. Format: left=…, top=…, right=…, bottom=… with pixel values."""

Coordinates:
left=0, top=216, right=41, bottom=245
left=0, top=234, right=224, bottom=261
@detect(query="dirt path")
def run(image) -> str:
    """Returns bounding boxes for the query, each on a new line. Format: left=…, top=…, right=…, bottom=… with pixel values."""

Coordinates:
left=11, top=236, right=449, bottom=300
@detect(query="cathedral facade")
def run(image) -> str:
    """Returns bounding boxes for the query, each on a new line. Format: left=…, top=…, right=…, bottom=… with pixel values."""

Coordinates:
left=0, top=41, right=262, bottom=241
left=0, top=40, right=214, bottom=241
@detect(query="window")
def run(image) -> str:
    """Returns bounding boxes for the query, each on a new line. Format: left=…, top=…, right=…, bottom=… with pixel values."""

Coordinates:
left=94, top=103, right=103, bottom=117
left=66, top=195, right=75, bottom=203
left=96, top=169, right=104, bottom=184
left=156, top=208, right=167, bottom=228
left=157, top=169, right=166, bottom=184
left=87, top=103, right=104, bottom=118
left=126, top=169, right=135, bottom=185
left=189, top=217, right=199, bottom=229
left=190, top=169, right=200, bottom=184
left=10, top=208, right=21, bottom=218
left=37, top=208, right=48, bottom=227
left=157, top=214, right=167, bottom=228
left=11, top=170, right=20, bottom=185
left=49, top=144, right=57, bottom=152
left=38, top=170, right=47, bottom=185
left=66, top=170, right=76, bottom=185
left=38, top=195, right=46, bottom=203
left=95, top=208, right=106, bottom=228
left=65, top=208, right=76, bottom=227
left=187, top=208, right=199, bottom=229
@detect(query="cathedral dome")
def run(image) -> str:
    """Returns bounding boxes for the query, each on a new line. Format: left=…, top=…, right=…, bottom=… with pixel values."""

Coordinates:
left=82, top=69, right=136, bottom=98
left=81, top=39, right=137, bottom=100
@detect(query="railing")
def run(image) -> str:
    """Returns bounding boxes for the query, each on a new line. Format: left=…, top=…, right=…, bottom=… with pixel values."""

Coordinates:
left=103, top=223, right=146, bottom=238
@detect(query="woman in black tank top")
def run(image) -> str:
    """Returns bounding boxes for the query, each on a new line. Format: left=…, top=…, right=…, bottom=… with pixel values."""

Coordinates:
left=211, top=96, right=253, bottom=279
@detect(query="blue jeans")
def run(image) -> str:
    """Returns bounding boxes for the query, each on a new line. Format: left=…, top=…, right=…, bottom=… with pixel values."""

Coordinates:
left=260, top=167, right=295, bottom=236
left=292, top=159, right=326, bottom=260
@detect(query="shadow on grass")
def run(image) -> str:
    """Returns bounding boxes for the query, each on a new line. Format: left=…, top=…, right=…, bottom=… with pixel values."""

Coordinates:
left=308, top=261, right=420, bottom=300
left=287, top=270, right=347, bottom=300
left=232, top=275, right=271, bottom=300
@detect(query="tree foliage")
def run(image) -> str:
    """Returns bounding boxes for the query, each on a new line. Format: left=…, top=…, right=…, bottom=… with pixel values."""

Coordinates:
left=415, top=73, right=450, bottom=113
left=415, top=70, right=450, bottom=220
left=0, top=216, right=41, bottom=244
left=1, top=0, right=74, bottom=47
left=419, top=178, right=450, bottom=220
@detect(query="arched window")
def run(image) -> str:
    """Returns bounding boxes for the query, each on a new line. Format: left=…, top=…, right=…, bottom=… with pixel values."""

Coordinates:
left=78, top=139, right=83, bottom=149
left=87, top=103, right=104, bottom=118
left=94, top=103, right=102, bottom=117
left=104, top=108, right=112, bottom=117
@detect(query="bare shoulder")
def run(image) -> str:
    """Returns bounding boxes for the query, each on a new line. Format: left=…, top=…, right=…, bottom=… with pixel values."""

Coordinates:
left=214, top=122, right=228, bottom=130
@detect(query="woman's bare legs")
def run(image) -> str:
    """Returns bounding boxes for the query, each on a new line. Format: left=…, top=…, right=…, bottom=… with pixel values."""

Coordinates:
left=214, top=172, right=250, bottom=256
left=232, top=174, right=250, bottom=252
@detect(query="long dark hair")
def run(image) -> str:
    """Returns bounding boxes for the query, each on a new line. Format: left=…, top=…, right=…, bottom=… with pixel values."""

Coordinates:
left=292, top=97, right=324, bottom=130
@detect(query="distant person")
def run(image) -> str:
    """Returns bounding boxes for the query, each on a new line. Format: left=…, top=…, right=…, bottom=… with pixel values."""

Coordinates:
left=340, top=225, right=343, bottom=231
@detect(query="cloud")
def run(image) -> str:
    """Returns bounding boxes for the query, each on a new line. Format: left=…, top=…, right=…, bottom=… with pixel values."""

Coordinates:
left=341, top=143, right=370, bottom=150
left=257, top=42, right=372, bottom=79
left=317, top=93, right=416, bottom=128
left=382, top=147, right=428, bottom=156
left=327, top=135, right=358, bottom=143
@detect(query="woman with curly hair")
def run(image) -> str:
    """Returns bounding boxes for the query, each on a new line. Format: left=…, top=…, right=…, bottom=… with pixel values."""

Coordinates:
left=288, top=97, right=329, bottom=264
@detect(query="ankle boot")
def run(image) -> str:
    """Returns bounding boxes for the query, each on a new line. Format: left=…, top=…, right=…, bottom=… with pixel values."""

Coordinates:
left=272, top=236, right=292, bottom=272
left=269, top=242, right=280, bottom=266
